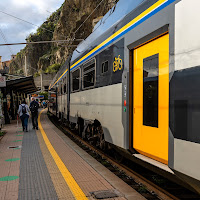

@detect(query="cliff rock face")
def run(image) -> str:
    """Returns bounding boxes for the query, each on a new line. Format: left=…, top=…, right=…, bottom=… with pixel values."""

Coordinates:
left=53, top=0, right=117, bottom=64
left=9, top=0, right=117, bottom=76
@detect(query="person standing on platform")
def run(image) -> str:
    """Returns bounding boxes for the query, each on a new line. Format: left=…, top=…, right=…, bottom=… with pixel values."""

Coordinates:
left=29, top=97, right=39, bottom=130
left=42, top=100, right=46, bottom=108
left=18, top=100, right=30, bottom=132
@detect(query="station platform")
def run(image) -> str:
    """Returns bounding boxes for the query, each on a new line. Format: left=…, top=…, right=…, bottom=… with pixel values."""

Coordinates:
left=0, top=109, right=146, bottom=200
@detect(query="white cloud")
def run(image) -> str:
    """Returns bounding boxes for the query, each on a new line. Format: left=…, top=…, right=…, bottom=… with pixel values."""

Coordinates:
left=0, top=0, right=64, bottom=61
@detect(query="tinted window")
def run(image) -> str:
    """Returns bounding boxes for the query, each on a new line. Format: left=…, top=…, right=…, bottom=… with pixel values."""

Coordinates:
left=101, top=61, right=108, bottom=73
left=143, top=54, right=159, bottom=128
left=84, top=63, right=94, bottom=72
left=104, top=61, right=108, bottom=72
left=64, top=78, right=67, bottom=93
left=83, top=62, right=95, bottom=88
left=72, top=69, right=80, bottom=91
left=57, top=84, right=60, bottom=95
left=101, top=62, right=104, bottom=73
left=64, top=84, right=67, bottom=93
left=61, top=84, right=63, bottom=94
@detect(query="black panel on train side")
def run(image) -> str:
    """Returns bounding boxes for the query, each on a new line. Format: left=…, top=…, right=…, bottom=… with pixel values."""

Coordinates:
left=170, top=66, right=200, bottom=144
left=96, top=38, right=124, bottom=88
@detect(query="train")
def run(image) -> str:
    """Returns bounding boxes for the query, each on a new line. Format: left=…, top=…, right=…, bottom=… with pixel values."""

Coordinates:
left=48, top=0, right=200, bottom=193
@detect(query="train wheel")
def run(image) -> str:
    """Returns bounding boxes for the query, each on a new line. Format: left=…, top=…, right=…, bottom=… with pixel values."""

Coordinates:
left=99, top=128, right=107, bottom=151
left=84, top=125, right=90, bottom=141
left=78, top=118, right=84, bottom=136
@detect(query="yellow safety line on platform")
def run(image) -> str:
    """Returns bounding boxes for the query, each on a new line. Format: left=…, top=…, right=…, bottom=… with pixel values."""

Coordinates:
left=38, top=109, right=88, bottom=200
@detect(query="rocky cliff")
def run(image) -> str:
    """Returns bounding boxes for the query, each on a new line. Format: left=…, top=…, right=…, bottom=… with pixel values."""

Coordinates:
left=9, top=0, right=117, bottom=76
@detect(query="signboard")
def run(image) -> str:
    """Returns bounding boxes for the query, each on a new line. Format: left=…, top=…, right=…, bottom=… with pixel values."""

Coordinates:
left=38, top=95, right=44, bottom=99
left=0, top=76, right=6, bottom=87
left=32, top=94, right=44, bottom=99
left=50, top=94, right=56, bottom=98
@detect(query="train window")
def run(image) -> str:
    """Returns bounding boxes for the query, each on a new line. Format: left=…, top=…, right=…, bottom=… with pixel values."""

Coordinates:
left=143, top=54, right=159, bottom=128
left=61, top=83, right=63, bottom=94
left=72, top=68, right=80, bottom=91
left=63, top=77, right=67, bottom=94
left=57, top=84, right=60, bottom=95
left=83, top=61, right=95, bottom=89
left=101, top=61, right=109, bottom=73
left=64, top=83, right=67, bottom=93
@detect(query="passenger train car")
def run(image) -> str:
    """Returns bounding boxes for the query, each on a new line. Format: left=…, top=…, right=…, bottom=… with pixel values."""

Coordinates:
left=49, top=0, right=200, bottom=193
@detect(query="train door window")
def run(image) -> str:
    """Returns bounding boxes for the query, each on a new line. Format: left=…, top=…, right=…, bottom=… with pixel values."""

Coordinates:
left=83, top=60, right=96, bottom=89
left=143, top=54, right=159, bottom=128
left=72, top=68, right=80, bottom=92
left=61, top=82, right=63, bottom=94
left=101, top=61, right=109, bottom=74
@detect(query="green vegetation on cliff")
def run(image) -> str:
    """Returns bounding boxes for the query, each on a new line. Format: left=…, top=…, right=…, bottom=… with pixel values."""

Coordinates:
left=27, top=5, right=62, bottom=43
left=9, top=0, right=117, bottom=77
left=45, top=63, right=61, bottom=73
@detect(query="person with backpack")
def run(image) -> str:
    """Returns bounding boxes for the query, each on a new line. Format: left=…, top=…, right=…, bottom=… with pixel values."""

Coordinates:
left=29, top=97, right=39, bottom=130
left=42, top=100, right=46, bottom=108
left=18, top=100, right=30, bottom=132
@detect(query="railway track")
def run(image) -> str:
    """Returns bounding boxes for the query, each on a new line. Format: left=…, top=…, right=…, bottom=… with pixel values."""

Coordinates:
left=48, top=113, right=200, bottom=200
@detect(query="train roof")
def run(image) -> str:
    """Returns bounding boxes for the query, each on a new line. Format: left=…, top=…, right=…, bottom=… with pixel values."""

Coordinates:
left=71, top=0, right=145, bottom=63
left=50, top=0, right=175, bottom=89
left=49, top=0, right=146, bottom=89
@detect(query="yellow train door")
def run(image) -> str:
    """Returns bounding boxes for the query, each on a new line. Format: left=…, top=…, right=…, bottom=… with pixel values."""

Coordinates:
left=133, top=34, right=169, bottom=164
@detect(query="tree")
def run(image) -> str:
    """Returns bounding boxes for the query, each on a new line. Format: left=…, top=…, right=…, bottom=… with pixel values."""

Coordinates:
left=39, top=91, right=48, bottom=100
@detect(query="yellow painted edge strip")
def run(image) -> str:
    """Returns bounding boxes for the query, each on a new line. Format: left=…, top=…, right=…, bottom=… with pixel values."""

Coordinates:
left=51, top=0, right=167, bottom=88
left=38, top=109, right=88, bottom=200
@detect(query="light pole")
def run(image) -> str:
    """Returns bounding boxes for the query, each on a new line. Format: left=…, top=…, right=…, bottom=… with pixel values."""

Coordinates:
left=25, top=55, right=27, bottom=76
left=41, top=72, right=43, bottom=92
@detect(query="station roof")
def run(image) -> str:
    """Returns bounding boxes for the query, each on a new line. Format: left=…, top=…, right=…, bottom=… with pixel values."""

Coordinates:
left=6, top=76, right=38, bottom=94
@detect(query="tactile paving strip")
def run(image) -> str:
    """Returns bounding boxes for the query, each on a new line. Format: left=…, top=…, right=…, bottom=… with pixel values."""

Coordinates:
left=18, top=123, right=58, bottom=200
left=36, top=127, right=76, bottom=199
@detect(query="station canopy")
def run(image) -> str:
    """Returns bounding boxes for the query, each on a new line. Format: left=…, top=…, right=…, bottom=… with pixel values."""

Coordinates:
left=6, top=76, right=38, bottom=94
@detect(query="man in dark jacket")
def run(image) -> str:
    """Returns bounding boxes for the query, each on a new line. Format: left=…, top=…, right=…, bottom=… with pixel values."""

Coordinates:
left=29, top=97, right=39, bottom=130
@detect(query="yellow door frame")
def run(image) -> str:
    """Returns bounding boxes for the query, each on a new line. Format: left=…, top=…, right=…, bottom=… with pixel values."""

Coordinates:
left=132, top=33, right=169, bottom=164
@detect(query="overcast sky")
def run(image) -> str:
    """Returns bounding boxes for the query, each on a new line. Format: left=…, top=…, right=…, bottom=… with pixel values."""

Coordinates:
left=0, top=0, right=64, bottom=62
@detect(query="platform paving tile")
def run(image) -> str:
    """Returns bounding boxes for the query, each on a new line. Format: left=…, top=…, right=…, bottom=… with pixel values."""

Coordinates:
left=12, top=151, right=21, bottom=158
left=37, top=129, right=75, bottom=199
left=9, top=161, right=20, bottom=172
left=5, top=179, right=19, bottom=192
left=0, top=185, right=7, bottom=199
left=40, top=111, right=146, bottom=200
left=18, top=122, right=58, bottom=200
left=4, top=191, right=18, bottom=200
left=18, top=188, right=40, bottom=200
left=0, top=122, right=23, bottom=200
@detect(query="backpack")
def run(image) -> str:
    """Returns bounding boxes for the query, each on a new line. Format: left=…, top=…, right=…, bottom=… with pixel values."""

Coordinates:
left=21, top=105, right=27, bottom=114
left=30, top=101, right=38, bottom=113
